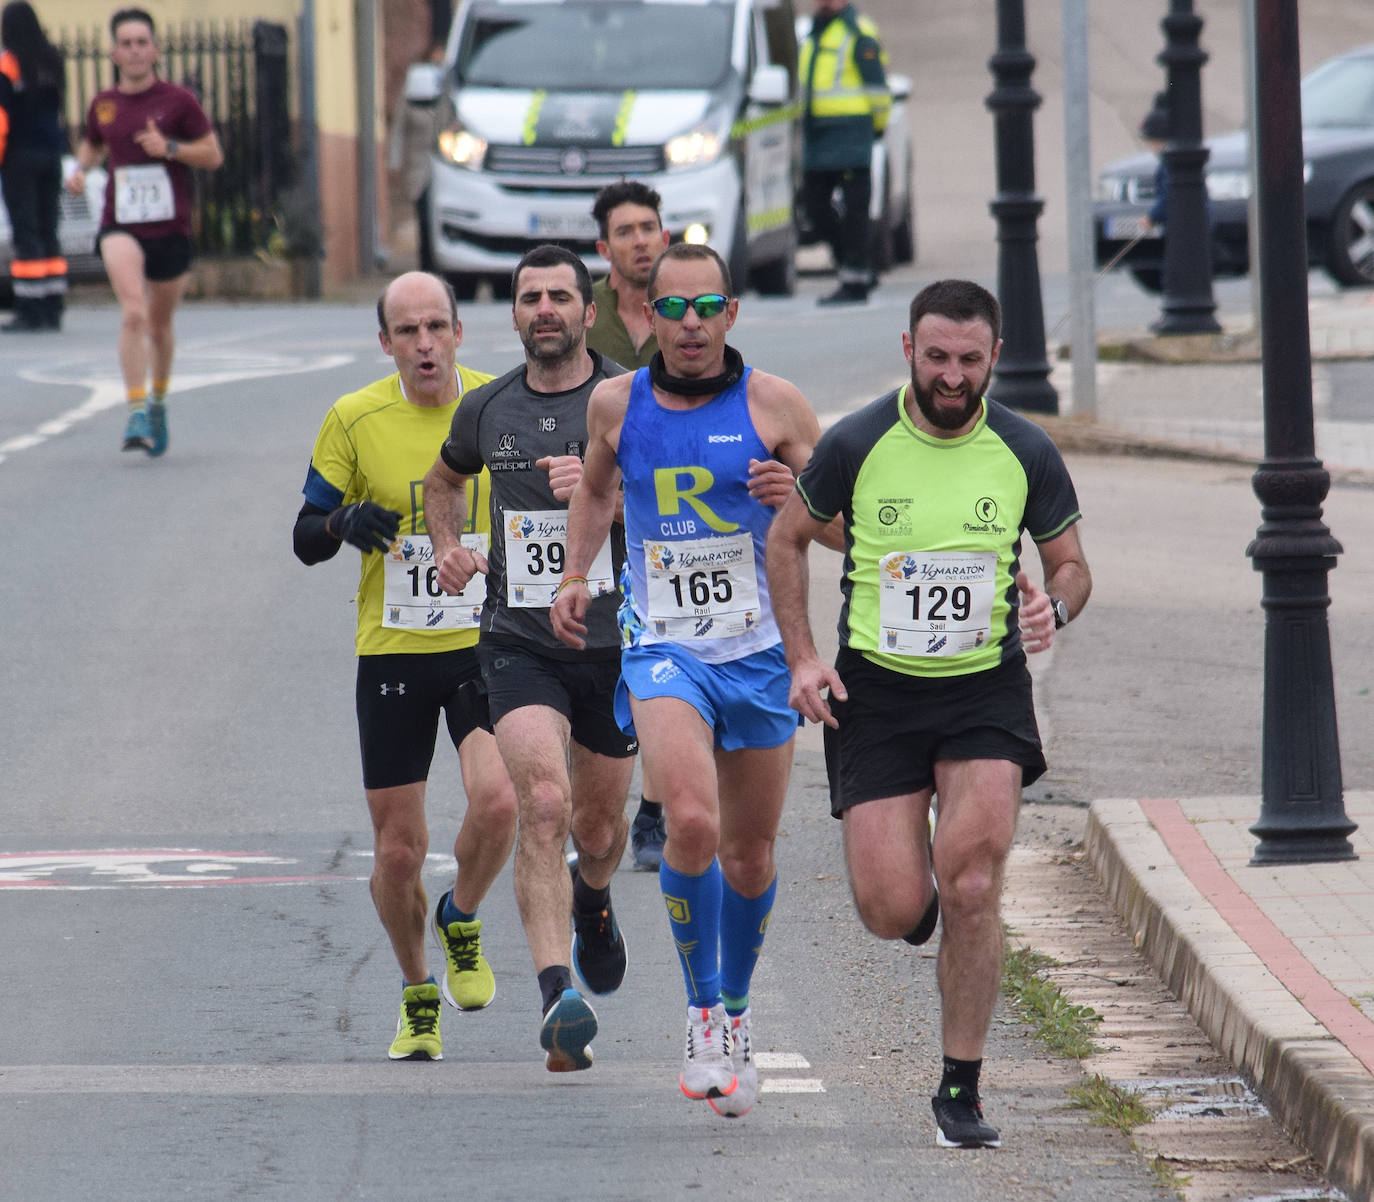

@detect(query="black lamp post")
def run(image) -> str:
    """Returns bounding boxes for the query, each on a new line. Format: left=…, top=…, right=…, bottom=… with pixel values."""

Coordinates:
left=1153, top=0, right=1221, bottom=335
left=1245, top=0, right=1355, bottom=865
left=985, top=0, right=1056, bottom=414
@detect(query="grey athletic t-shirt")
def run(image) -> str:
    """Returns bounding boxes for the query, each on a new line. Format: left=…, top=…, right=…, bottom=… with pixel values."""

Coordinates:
left=439, top=351, right=625, bottom=658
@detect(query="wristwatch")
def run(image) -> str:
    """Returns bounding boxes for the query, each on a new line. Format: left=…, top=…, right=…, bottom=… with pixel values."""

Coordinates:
left=164, top=139, right=180, bottom=160
left=1050, top=596, right=1069, bottom=629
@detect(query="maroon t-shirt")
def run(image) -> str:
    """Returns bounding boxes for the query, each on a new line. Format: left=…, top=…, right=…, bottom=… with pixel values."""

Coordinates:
left=84, top=79, right=213, bottom=237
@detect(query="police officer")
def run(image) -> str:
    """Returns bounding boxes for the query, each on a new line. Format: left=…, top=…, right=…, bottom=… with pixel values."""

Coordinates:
left=799, top=0, right=890, bottom=306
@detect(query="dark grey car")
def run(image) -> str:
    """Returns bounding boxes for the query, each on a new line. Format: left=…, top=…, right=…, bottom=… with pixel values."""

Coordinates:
left=1094, top=42, right=1374, bottom=292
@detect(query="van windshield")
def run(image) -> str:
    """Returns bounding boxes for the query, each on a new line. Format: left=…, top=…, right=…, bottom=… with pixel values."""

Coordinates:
left=458, top=3, right=736, bottom=90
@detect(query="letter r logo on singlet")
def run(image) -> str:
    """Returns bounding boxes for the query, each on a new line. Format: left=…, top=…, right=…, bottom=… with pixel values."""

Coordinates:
left=653, top=466, right=738, bottom=534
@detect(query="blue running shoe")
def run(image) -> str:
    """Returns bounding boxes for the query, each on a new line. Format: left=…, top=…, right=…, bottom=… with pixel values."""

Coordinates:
left=146, top=400, right=168, bottom=457
left=121, top=408, right=152, bottom=452
left=540, top=987, right=597, bottom=1072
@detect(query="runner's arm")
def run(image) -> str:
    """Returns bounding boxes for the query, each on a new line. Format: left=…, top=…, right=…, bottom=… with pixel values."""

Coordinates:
left=550, top=385, right=624, bottom=648
left=422, top=457, right=486, bottom=593
left=765, top=491, right=848, bottom=727
left=292, top=501, right=341, bottom=565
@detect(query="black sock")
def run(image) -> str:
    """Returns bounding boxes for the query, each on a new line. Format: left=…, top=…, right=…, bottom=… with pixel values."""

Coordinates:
left=572, top=872, right=610, bottom=914
left=940, top=1056, right=982, bottom=1098
left=538, top=966, right=573, bottom=1014
left=637, top=797, right=663, bottom=820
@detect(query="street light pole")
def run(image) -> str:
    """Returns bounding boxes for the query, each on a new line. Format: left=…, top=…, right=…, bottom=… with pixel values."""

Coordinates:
left=1245, top=0, right=1355, bottom=865
left=986, top=0, right=1057, bottom=414
left=1153, top=0, right=1221, bottom=335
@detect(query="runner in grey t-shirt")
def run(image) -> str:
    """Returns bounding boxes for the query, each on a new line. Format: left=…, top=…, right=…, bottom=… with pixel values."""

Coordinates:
left=438, top=353, right=625, bottom=658
left=422, top=246, right=636, bottom=1079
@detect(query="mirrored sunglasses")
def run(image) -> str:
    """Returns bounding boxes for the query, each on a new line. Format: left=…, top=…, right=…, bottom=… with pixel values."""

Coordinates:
left=649, top=293, right=730, bottom=320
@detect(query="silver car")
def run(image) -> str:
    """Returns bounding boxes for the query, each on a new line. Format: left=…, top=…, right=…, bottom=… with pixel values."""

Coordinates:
left=0, top=156, right=107, bottom=304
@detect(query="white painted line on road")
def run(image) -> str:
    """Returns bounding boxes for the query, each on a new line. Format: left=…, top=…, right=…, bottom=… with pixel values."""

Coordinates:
left=755, top=1052, right=810, bottom=1069
left=0, top=1061, right=827, bottom=1098
left=761, top=1078, right=826, bottom=1094
left=0, top=849, right=360, bottom=889
left=0, top=352, right=354, bottom=466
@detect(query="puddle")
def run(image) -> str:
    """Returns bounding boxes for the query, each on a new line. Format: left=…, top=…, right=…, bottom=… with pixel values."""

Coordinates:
left=1121, top=1075, right=1270, bottom=1121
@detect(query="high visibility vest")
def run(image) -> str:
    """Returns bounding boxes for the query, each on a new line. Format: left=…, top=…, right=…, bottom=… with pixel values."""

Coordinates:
left=799, top=10, right=890, bottom=134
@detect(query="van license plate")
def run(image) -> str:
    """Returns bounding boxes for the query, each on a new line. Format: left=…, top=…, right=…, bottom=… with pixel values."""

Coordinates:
left=529, top=214, right=597, bottom=238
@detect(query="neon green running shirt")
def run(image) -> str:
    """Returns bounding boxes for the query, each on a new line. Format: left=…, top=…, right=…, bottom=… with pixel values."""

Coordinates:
left=795, top=386, right=1081, bottom=678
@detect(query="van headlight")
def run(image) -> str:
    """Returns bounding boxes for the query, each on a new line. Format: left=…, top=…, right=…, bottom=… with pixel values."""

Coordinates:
left=665, top=107, right=731, bottom=170
left=666, top=125, right=722, bottom=169
left=438, top=121, right=488, bottom=170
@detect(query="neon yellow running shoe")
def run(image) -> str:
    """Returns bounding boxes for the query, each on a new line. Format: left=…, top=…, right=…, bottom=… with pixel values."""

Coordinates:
left=433, top=894, right=496, bottom=1010
left=388, top=981, right=442, bottom=1061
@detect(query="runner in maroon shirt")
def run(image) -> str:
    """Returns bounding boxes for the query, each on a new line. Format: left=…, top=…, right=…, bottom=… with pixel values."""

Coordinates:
left=66, top=7, right=223, bottom=457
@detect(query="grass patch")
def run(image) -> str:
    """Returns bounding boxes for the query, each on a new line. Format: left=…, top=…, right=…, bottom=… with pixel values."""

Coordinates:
left=1066, top=1073, right=1155, bottom=1132
left=1001, top=941, right=1103, bottom=1060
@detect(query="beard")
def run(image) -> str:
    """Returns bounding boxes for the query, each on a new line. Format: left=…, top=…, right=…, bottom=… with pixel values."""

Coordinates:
left=912, top=366, right=991, bottom=431
left=520, top=318, right=579, bottom=363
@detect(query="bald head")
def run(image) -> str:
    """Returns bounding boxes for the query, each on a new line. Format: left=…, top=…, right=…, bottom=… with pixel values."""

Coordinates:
left=377, top=271, right=458, bottom=336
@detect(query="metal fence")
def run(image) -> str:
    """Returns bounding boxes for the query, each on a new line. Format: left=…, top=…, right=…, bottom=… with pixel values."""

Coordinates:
left=56, top=19, right=295, bottom=257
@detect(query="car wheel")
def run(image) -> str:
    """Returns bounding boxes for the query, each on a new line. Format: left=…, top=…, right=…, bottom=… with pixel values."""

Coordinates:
left=750, top=229, right=797, bottom=296
left=488, top=273, right=512, bottom=301
left=1322, top=179, right=1374, bottom=287
left=891, top=167, right=915, bottom=264
left=447, top=273, right=479, bottom=301
left=869, top=165, right=893, bottom=274
left=416, top=189, right=435, bottom=273
left=727, top=203, right=749, bottom=297
left=1129, top=266, right=1164, bottom=294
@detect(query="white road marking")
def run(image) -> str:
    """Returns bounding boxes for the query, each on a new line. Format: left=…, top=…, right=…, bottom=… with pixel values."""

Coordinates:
left=760, top=1079, right=826, bottom=1094
left=0, top=350, right=354, bottom=465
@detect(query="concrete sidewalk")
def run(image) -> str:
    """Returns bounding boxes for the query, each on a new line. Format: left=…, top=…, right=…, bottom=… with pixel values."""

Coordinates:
left=1044, top=288, right=1374, bottom=1201
left=1041, top=286, right=1374, bottom=483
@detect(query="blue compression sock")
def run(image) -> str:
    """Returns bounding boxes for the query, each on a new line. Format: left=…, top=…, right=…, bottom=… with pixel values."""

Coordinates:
left=659, top=858, right=724, bottom=1007
left=720, top=874, right=777, bottom=1015
left=440, top=890, right=475, bottom=925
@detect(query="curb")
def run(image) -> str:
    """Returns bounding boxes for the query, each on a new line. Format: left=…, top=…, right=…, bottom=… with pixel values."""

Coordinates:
left=1085, top=798, right=1374, bottom=1202
left=1022, top=413, right=1374, bottom=490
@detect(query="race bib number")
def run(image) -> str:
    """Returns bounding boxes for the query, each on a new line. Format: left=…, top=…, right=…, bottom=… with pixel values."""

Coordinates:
left=113, top=163, right=175, bottom=224
left=382, top=533, right=486, bottom=630
left=877, top=550, right=997, bottom=657
left=502, top=509, right=613, bottom=608
left=643, top=533, right=760, bottom=641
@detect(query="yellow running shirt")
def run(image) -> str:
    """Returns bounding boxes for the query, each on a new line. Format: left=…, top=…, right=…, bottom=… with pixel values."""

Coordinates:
left=302, top=368, right=494, bottom=656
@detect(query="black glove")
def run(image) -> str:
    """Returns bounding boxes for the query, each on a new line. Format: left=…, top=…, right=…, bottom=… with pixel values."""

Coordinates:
left=331, top=502, right=400, bottom=554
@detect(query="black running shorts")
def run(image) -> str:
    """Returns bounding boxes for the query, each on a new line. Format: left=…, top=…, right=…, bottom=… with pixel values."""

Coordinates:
left=99, top=228, right=195, bottom=281
left=823, top=647, right=1046, bottom=817
left=354, top=648, right=491, bottom=790
left=477, top=639, right=638, bottom=758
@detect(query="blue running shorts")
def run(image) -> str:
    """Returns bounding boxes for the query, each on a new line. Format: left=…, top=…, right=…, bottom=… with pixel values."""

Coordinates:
left=615, top=641, right=798, bottom=751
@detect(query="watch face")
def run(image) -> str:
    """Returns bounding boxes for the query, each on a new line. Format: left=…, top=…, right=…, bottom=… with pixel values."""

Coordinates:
left=1052, top=599, right=1068, bottom=628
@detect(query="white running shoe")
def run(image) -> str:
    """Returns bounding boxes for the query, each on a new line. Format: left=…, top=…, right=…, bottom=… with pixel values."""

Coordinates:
left=709, top=1008, right=757, bottom=1117
left=680, top=1002, right=737, bottom=1100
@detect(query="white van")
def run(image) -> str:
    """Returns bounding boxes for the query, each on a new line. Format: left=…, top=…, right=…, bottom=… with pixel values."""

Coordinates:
left=406, top=0, right=801, bottom=299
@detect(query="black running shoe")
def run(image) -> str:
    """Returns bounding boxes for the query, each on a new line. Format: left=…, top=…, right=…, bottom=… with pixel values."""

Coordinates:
left=572, top=890, right=628, bottom=995
left=932, top=1086, right=1002, bottom=1148
left=903, top=889, right=940, bottom=946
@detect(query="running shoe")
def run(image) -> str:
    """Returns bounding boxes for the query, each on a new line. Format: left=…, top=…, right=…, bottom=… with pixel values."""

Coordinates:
left=932, top=1086, right=1002, bottom=1148
left=540, top=987, right=597, bottom=1072
left=388, top=981, right=442, bottom=1061
left=121, top=408, right=152, bottom=452
left=146, top=400, right=169, bottom=457
left=680, top=1002, right=737, bottom=1101
left=571, top=882, right=628, bottom=995
left=432, top=893, right=495, bottom=1011
left=709, top=1008, right=757, bottom=1118
left=630, top=809, right=666, bottom=871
